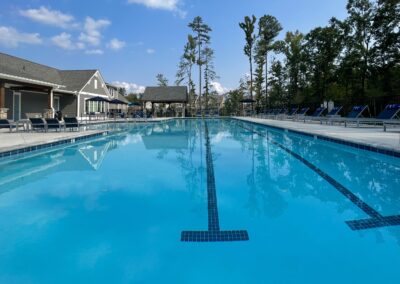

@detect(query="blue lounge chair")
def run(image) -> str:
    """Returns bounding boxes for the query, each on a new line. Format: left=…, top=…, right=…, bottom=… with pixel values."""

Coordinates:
left=330, top=105, right=369, bottom=126
left=0, top=119, right=17, bottom=132
left=345, top=104, right=400, bottom=130
left=303, top=107, right=327, bottom=122
left=327, top=106, right=343, bottom=116
left=288, top=108, right=298, bottom=116
left=64, top=117, right=80, bottom=131
left=45, top=118, right=62, bottom=131
left=377, top=104, right=400, bottom=120
left=382, top=104, right=400, bottom=131
left=292, top=107, right=309, bottom=121
left=29, top=118, right=46, bottom=131
left=318, top=106, right=343, bottom=124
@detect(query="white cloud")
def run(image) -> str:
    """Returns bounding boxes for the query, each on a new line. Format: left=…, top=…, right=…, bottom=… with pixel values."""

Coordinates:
left=107, top=38, right=126, bottom=50
left=51, top=32, right=84, bottom=50
left=112, top=81, right=146, bottom=94
left=127, top=0, right=186, bottom=18
left=79, top=17, right=110, bottom=46
left=146, top=48, right=155, bottom=54
left=19, top=6, right=78, bottom=29
left=0, top=26, right=42, bottom=47
left=211, top=81, right=230, bottom=95
left=85, top=49, right=104, bottom=55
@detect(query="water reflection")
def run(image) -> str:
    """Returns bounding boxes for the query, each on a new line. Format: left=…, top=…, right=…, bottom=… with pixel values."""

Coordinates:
left=0, top=119, right=399, bottom=246
left=227, top=120, right=400, bottom=245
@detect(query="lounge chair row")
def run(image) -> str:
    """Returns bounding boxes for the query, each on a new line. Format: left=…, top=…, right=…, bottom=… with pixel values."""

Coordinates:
left=0, top=117, right=80, bottom=132
left=258, top=104, right=400, bottom=131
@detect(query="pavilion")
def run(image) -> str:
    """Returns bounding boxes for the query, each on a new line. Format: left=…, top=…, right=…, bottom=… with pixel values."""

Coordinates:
left=142, top=86, right=188, bottom=117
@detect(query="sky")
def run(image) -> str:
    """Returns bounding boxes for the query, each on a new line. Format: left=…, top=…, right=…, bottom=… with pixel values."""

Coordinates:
left=0, top=0, right=348, bottom=94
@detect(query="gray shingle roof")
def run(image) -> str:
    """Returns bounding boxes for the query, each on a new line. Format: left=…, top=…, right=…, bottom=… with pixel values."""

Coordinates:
left=58, top=70, right=97, bottom=92
left=0, top=52, right=63, bottom=85
left=0, top=52, right=98, bottom=92
left=117, top=93, right=130, bottom=104
left=142, top=86, right=188, bottom=103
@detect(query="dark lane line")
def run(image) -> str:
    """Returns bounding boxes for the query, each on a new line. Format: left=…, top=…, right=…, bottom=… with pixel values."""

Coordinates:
left=237, top=122, right=400, bottom=231
left=181, top=121, right=249, bottom=242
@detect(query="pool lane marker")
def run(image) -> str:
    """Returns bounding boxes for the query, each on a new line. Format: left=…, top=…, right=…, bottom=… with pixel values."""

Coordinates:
left=181, top=122, right=249, bottom=242
left=238, top=123, right=400, bottom=231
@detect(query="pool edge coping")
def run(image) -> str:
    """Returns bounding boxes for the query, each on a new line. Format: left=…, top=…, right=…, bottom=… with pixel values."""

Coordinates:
left=0, top=131, right=109, bottom=161
left=234, top=117, right=400, bottom=158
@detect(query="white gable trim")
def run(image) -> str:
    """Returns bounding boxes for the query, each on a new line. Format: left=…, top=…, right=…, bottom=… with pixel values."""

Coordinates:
left=0, top=73, right=64, bottom=88
left=79, top=91, right=109, bottom=98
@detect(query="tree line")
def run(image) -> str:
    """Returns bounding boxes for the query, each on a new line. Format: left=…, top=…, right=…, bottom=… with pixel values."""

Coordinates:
left=225, top=0, right=399, bottom=116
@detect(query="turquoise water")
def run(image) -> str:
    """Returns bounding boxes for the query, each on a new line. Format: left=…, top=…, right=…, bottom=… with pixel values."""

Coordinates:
left=0, top=119, right=399, bottom=283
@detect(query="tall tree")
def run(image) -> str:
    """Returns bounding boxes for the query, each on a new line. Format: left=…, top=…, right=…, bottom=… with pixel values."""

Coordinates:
left=188, top=16, right=212, bottom=113
left=345, top=0, right=376, bottom=99
left=257, top=15, right=283, bottom=108
left=203, top=47, right=218, bottom=112
left=254, top=43, right=266, bottom=112
left=156, top=74, right=169, bottom=87
left=269, top=59, right=287, bottom=107
left=276, top=31, right=305, bottom=106
left=239, top=15, right=257, bottom=106
left=370, top=0, right=400, bottom=97
left=176, top=35, right=197, bottom=109
left=303, top=24, right=343, bottom=103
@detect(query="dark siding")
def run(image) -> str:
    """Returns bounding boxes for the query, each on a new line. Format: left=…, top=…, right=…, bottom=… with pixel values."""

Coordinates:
left=21, top=91, right=48, bottom=119
left=3, top=89, right=47, bottom=119
left=58, top=94, right=77, bottom=117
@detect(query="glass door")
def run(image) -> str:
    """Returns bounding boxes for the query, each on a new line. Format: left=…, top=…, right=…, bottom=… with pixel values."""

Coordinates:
left=54, top=97, right=60, bottom=111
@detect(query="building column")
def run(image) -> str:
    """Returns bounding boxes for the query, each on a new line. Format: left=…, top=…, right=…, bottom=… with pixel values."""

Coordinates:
left=0, top=83, right=7, bottom=119
left=0, top=83, right=5, bottom=108
left=76, top=92, right=81, bottom=118
left=46, top=88, right=54, bottom=118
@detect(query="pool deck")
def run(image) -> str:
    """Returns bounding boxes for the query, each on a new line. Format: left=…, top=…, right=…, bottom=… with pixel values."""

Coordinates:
left=236, top=117, right=400, bottom=155
left=0, top=118, right=172, bottom=153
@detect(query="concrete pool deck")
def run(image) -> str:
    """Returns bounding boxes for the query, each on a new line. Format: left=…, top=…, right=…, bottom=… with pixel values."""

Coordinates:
left=0, top=118, right=172, bottom=153
left=0, top=130, right=107, bottom=153
left=236, top=117, right=400, bottom=155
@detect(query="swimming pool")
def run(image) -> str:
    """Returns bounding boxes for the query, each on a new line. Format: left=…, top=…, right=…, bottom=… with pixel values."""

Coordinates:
left=0, top=119, right=399, bottom=283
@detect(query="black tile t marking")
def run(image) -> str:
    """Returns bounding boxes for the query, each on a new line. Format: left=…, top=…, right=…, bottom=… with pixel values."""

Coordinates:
left=181, top=122, right=249, bottom=242
left=238, top=122, right=400, bottom=231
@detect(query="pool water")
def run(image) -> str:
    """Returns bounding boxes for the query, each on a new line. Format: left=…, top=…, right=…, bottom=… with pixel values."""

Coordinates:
left=0, top=119, right=399, bottom=283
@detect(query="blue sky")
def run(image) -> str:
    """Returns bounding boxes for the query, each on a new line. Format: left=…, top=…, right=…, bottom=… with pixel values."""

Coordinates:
left=0, top=0, right=348, bottom=93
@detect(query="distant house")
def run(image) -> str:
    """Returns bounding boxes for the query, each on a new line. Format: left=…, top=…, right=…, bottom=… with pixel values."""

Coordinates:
left=0, top=52, right=112, bottom=120
left=106, top=83, right=130, bottom=114
left=142, top=86, right=188, bottom=117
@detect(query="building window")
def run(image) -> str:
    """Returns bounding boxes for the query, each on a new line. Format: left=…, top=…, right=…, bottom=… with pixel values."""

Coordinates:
left=94, top=79, right=98, bottom=89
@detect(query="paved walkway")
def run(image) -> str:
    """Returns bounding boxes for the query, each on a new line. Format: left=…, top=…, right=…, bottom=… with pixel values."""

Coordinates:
left=0, top=118, right=172, bottom=153
left=236, top=117, right=400, bottom=153
left=0, top=130, right=107, bottom=153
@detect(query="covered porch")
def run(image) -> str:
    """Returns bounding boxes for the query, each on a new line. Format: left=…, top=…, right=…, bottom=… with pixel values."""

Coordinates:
left=0, top=80, right=77, bottom=121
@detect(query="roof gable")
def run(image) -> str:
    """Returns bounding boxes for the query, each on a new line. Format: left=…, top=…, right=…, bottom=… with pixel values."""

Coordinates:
left=58, top=70, right=97, bottom=92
